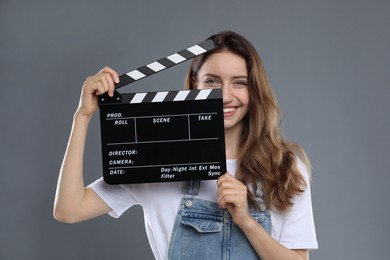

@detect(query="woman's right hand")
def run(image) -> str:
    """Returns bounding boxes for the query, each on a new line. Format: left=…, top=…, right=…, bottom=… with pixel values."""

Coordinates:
left=76, top=66, right=120, bottom=118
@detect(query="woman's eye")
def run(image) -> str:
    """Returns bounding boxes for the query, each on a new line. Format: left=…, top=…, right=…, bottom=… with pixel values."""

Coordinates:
left=204, top=78, right=221, bottom=88
left=234, top=80, right=248, bottom=87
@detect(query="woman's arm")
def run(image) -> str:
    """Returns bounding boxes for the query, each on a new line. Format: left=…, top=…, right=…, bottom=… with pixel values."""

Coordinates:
left=53, top=67, right=119, bottom=223
left=217, top=173, right=309, bottom=260
left=238, top=217, right=308, bottom=260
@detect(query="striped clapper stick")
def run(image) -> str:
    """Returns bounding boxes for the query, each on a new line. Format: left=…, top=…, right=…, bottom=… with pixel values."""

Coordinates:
left=98, top=40, right=226, bottom=184
left=110, top=39, right=215, bottom=91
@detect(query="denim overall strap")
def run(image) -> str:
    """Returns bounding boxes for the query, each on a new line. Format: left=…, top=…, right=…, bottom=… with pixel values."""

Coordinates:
left=181, top=181, right=200, bottom=196
left=168, top=181, right=271, bottom=260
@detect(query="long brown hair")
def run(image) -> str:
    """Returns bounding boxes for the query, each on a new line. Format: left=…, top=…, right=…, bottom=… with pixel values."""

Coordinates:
left=185, top=31, right=310, bottom=212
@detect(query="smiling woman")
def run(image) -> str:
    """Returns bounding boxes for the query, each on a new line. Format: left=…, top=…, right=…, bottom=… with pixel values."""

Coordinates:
left=54, top=30, right=318, bottom=260
left=194, top=51, right=250, bottom=135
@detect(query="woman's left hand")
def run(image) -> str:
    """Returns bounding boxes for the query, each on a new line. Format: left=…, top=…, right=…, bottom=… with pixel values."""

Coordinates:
left=217, top=173, right=252, bottom=226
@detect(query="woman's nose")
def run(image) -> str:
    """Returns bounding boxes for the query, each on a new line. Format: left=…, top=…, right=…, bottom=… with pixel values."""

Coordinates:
left=222, top=85, right=233, bottom=103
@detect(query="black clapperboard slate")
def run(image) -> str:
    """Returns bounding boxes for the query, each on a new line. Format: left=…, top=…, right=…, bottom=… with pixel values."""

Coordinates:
left=98, top=39, right=226, bottom=184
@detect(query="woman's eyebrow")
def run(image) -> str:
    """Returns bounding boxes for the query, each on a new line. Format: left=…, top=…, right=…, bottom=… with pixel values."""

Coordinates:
left=202, top=73, right=248, bottom=79
left=232, top=75, right=248, bottom=79
left=202, top=73, right=221, bottom=78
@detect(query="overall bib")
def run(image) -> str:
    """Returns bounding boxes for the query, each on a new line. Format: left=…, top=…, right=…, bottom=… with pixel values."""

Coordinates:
left=168, top=180, right=271, bottom=260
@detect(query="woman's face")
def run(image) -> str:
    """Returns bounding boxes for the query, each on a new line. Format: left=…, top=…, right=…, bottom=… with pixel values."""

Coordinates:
left=195, top=51, right=249, bottom=133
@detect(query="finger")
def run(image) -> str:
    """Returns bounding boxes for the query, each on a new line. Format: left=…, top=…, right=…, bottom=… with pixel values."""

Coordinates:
left=105, top=73, right=116, bottom=97
left=217, top=176, right=245, bottom=192
left=83, top=76, right=97, bottom=95
left=95, top=80, right=106, bottom=95
left=217, top=172, right=235, bottom=186
left=100, top=77, right=108, bottom=95
left=95, top=75, right=109, bottom=95
left=218, top=194, right=243, bottom=209
left=100, top=73, right=115, bottom=97
left=218, top=182, right=241, bottom=194
left=218, top=186, right=247, bottom=199
left=218, top=182, right=247, bottom=207
left=101, top=66, right=120, bottom=84
left=218, top=187, right=246, bottom=208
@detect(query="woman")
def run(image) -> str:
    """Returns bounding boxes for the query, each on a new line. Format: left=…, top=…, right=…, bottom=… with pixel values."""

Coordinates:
left=54, top=31, right=318, bottom=259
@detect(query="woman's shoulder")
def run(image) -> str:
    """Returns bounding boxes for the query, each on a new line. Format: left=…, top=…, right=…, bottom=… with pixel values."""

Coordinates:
left=295, top=156, right=310, bottom=180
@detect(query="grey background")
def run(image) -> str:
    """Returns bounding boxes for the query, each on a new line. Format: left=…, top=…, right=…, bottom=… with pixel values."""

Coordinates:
left=1, top=0, right=389, bottom=259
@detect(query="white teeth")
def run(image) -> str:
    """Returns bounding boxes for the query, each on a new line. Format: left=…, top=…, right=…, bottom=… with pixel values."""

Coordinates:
left=223, top=107, right=236, bottom=113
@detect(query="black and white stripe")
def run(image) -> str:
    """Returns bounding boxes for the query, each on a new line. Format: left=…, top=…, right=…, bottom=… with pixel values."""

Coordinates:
left=119, top=88, right=221, bottom=104
left=115, top=39, right=216, bottom=90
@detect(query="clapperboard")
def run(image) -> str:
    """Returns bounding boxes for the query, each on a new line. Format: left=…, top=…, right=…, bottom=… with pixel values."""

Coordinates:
left=99, top=39, right=226, bottom=184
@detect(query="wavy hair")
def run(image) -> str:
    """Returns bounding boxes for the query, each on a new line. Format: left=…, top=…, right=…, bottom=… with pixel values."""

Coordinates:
left=184, top=31, right=310, bottom=212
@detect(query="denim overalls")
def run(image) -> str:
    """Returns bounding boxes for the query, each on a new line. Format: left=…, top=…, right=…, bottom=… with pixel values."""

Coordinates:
left=168, top=180, right=271, bottom=260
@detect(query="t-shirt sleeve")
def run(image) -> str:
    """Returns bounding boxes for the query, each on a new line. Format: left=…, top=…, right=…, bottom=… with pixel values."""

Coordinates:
left=275, top=160, right=318, bottom=250
left=88, top=177, right=140, bottom=218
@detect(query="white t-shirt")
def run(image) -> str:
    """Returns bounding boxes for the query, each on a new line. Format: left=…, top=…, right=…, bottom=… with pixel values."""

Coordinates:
left=89, top=159, right=318, bottom=259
